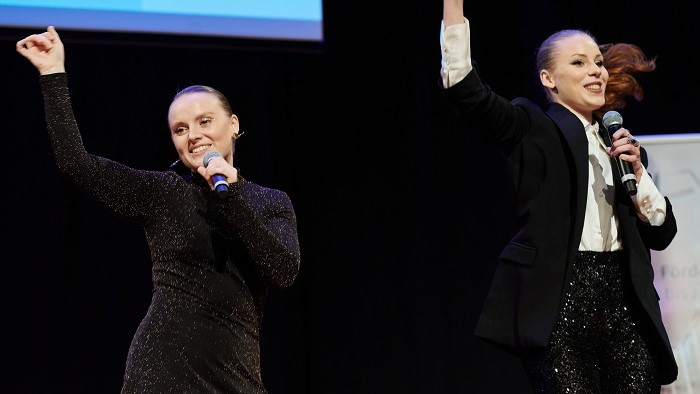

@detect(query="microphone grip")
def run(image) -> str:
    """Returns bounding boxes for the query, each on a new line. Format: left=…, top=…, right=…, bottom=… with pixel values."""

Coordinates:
left=617, top=157, right=637, bottom=196
left=203, top=151, right=229, bottom=199
left=211, top=174, right=229, bottom=199
left=606, top=123, right=637, bottom=196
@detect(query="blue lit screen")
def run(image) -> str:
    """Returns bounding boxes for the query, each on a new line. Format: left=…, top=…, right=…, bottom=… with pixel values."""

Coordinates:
left=0, top=0, right=323, bottom=41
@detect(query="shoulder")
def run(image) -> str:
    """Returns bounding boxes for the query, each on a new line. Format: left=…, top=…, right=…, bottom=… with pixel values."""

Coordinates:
left=508, top=97, right=554, bottom=129
left=511, top=97, right=540, bottom=110
left=238, top=178, right=292, bottom=204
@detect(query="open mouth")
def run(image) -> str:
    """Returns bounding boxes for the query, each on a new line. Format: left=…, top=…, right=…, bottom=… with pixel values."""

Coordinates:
left=191, top=144, right=211, bottom=154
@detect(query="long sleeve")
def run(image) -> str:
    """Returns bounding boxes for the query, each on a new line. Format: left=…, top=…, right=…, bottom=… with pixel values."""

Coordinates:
left=41, top=72, right=160, bottom=222
left=211, top=180, right=300, bottom=289
left=631, top=167, right=667, bottom=225
left=440, top=18, right=472, bottom=89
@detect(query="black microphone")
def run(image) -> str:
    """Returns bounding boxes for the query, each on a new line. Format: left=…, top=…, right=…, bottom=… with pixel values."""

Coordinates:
left=602, top=111, right=637, bottom=196
left=203, top=151, right=229, bottom=199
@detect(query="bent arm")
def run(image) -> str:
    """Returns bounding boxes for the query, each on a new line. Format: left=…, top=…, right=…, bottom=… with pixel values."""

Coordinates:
left=22, top=27, right=156, bottom=221
left=41, top=73, right=157, bottom=222
left=214, top=182, right=301, bottom=289
left=637, top=196, right=677, bottom=250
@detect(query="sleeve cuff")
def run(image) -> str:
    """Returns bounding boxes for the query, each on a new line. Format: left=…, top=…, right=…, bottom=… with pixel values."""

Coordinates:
left=631, top=167, right=667, bottom=225
left=440, top=18, right=472, bottom=88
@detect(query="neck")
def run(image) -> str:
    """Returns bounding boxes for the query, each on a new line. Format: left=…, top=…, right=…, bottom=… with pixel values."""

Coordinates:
left=557, top=102, right=593, bottom=124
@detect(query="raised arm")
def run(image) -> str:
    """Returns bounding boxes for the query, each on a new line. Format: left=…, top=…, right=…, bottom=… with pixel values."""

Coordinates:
left=440, top=0, right=472, bottom=89
left=17, top=27, right=159, bottom=223
left=444, top=0, right=465, bottom=26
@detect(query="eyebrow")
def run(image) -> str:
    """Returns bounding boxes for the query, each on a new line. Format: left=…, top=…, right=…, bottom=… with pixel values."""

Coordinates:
left=172, top=112, right=216, bottom=123
left=169, top=112, right=217, bottom=128
left=195, top=111, right=216, bottom=119
left=569, top=53, right=603, bottom=60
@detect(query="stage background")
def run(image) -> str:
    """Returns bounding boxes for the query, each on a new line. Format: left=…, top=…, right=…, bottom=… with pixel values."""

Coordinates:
left=638, top=134, right=700, bottom=394
left=2, top=1, right=699, bottom=392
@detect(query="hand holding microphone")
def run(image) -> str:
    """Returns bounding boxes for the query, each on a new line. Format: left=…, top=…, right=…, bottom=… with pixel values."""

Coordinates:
left=602, top=111, right=641, bottom=196
left=202, top=151, right=236, bottom=199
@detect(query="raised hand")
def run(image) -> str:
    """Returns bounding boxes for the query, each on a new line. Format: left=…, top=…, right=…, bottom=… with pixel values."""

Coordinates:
left=16, top=26, right=66, bottom=75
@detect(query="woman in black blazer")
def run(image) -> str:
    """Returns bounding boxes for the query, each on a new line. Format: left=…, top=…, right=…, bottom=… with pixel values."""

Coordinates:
left=441, top=1, right=678, bottom=392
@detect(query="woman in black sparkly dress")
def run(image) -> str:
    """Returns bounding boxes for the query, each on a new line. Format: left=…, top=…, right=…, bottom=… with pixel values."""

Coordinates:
left=440, top=0, right=678, bottom=392
left=17, top=26, right=300, bottom=393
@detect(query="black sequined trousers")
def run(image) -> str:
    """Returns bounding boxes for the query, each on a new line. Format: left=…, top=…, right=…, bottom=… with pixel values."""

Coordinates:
left=521, top=251, right=659, bottom=393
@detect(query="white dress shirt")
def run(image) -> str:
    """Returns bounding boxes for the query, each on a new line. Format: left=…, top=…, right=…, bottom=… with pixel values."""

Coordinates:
left=440, top=19, right=668, bottom=252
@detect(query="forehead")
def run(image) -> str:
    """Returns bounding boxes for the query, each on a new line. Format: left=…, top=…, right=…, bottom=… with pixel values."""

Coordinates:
left=554, top=34, right=601, bottom=57
left=168, top=92, right=223, bottom=117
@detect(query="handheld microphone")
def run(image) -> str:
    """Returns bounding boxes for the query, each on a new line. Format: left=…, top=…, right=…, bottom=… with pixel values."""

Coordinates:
left=602, top=111, right=637, bottom=196
left=203, top=151, right=229, bottom=199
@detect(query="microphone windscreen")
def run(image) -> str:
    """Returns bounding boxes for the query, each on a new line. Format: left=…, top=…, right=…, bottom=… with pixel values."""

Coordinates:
left=203, top=151, right=222, bottom=168
left=602, top=111, right=623, bottom=129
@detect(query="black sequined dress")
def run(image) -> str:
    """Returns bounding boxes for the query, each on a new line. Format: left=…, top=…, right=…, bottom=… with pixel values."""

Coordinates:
left=41, top=73, right=300, bottom=393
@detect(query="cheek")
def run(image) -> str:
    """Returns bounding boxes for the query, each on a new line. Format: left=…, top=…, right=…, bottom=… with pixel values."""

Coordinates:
left=561, top=76, right=580, bottom=93
left=171, top=136, right=187, bottom=153
left=214, top=127, right=233, bottom=143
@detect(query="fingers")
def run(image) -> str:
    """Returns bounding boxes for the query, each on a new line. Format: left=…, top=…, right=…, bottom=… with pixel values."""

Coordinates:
left=611, top=128, right=640, bottom=148
left=196, top=157, right=237, bottom=188
left=205, top=161, right=234, bottom=180
left=16, top=26, right=66, bottom=74
left=45, top=26, right=62, bottom=45
left=609, top=128, right=641, bottom=161
left=16, top=27, right=57, bottom=54
left=16, top=34, right=50, bottom=53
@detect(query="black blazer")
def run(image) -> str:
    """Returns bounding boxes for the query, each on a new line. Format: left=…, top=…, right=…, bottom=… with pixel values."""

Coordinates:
left=444, top=70, right=678, bottom=384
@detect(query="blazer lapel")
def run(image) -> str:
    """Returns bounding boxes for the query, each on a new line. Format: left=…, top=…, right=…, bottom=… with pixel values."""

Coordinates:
left=545, top=103, right=589, bottom=257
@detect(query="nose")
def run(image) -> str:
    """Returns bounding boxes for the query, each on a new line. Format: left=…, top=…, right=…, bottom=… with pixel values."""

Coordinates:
left=188, top=127, right=202, bottom=141
left=589, top=63, right=602, bottom=76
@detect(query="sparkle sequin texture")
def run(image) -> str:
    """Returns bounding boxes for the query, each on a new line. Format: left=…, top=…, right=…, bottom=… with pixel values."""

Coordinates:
left=41, top=73, right=301, bottom=393
left=522, top=251, right=659, bottom=393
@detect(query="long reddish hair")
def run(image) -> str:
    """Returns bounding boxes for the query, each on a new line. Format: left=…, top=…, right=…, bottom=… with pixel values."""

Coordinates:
left=596, top=42, right=656, bottom=116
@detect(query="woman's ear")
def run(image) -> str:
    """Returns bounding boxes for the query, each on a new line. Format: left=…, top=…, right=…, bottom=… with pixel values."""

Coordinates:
left=230, top=114, right=239, bottom=138
left=540, top=69, right=555, bottom=89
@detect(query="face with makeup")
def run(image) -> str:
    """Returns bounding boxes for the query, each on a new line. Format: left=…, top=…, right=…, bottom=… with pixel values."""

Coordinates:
left=168, top=87, right=239, bottom=172
left=538, top=32, right=609, bottom=122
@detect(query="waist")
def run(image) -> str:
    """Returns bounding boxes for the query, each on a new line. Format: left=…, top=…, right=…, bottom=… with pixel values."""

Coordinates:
left=576, top=250, right=625, bottom=266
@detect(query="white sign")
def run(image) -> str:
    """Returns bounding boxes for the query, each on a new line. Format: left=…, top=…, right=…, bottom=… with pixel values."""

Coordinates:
left=638, top=133, right=700, bottom=393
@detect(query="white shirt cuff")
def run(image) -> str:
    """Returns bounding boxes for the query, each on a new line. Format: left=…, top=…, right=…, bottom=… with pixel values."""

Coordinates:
left=440, top=18, right=472, bottom=89
left=631, top=166, right=667, bottom=226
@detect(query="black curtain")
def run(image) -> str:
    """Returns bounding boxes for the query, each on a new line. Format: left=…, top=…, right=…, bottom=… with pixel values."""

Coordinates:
left=2, top=1, right=698, bottom=393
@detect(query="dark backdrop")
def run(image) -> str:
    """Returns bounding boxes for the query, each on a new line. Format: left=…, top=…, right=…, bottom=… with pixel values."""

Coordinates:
left=2, top=1, right=698, bottom=393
